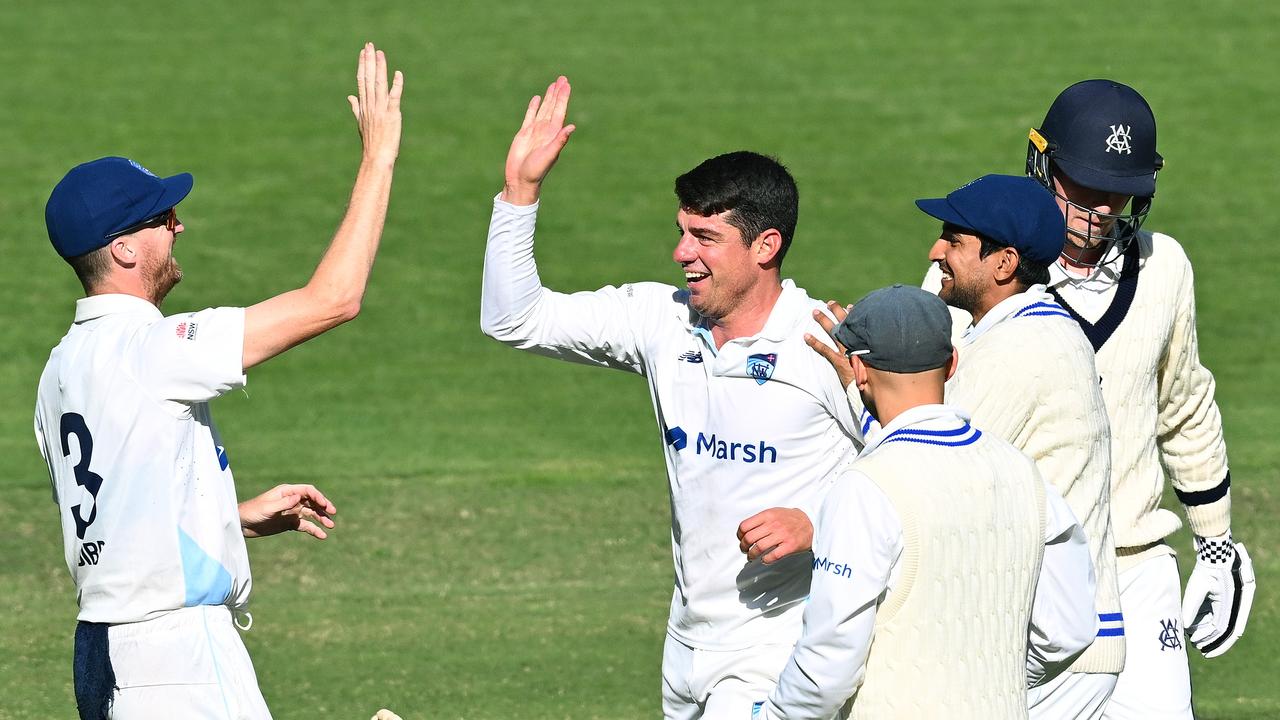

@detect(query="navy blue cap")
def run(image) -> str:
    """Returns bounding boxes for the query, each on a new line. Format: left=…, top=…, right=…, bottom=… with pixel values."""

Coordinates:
left=1037, top=79, right=1161, bottom=197
left=915, top=174, right=1065, bottom=267
left=46, top=157, right=193, bottom=258
left=834, top=284, right=954, bottom=373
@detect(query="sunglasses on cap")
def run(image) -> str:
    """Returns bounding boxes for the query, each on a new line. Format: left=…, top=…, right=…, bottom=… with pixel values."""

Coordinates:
left=106, top=207, right=179, bottom=239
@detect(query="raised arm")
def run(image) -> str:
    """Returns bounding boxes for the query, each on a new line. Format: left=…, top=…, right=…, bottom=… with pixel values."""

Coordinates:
left=480, top=78, right=649, bottom=373
left=241, top=43, right=404, bottom=370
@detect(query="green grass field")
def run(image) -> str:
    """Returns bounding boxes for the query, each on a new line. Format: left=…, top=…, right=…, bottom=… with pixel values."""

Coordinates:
left=2, top=1, right=1278, bottom=717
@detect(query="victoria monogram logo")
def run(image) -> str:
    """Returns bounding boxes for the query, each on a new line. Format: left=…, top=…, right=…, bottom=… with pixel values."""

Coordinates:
left=1105, top=124, right=1133, bottom=155
left=1158, top=618, right=1182, bottom=651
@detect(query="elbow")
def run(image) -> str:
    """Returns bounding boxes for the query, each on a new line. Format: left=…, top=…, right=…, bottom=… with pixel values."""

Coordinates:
left=1060, top=614, right=1100, bottom=661
left=301, top=281, right=364, bottom=329
left=479, top=305, right=521, bottom=341
left=334, top=299, right=362, bottom=324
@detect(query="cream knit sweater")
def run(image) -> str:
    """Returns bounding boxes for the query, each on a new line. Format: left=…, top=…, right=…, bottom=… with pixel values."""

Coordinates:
left=851, top=430, right=1046, bottom=719
left=909, top=282, right=1127, bottom=674
left=1048, top=232, right=1231, bottom=567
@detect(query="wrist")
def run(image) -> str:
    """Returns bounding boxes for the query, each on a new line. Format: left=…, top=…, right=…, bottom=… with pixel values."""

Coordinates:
left=1193, top=532, right=1235, bottom=565
left=501, top=182, right=541, bottom=206
left=359, top=155, right=397, bottom=173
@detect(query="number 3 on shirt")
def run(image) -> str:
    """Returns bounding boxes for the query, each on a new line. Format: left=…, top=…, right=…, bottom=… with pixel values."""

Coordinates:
left=60, top=413, right=104, bottom=540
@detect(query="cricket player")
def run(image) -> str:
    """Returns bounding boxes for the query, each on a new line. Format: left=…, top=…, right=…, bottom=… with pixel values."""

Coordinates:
left=913, top=175, right=1124, bottom=717
left=759, top=284, right=1097, bottom=720
left=1025, top=79, right=1255, bottom=719
left=480, top=78, right=859, bottom=719
left=35, top=44, right=402, bottom=719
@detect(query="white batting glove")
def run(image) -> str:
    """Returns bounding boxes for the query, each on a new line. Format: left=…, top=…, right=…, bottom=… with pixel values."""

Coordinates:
left=1181, top=532, right=1256, bottom=658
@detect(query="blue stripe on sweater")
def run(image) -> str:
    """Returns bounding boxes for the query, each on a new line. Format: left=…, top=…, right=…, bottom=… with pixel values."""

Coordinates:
left=881, top=423, right=982, bottom=448
left=1012, top=301, right=1070, bottom=319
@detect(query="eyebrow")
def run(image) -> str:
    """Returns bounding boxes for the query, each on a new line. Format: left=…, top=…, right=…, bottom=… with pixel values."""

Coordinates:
left=677, top=222, right=723, bottom=240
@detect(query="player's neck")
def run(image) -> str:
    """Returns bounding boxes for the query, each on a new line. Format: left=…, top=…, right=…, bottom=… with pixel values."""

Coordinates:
left=968, top=283, right=1023, bottom=326
left=87, top=274, right=160, bottom=308
left=708, top=281, right=783, bottom=348
left=867, top=375, right=944, bottom=427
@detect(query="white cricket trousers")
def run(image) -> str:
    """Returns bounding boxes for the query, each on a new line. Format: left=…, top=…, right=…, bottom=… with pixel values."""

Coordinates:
left=661, top=633, right=794, bottom=720
left=1028, top=670, right=1118, bottom=719
left=1103, top=552, right=1193, bottom=719
left=107, top=605, right=271, bottom=719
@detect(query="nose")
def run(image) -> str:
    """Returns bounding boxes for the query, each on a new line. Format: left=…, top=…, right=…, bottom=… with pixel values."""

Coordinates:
left=927, top=238, right=947, bottom=262
left=672, top=233, right=697, bottom=264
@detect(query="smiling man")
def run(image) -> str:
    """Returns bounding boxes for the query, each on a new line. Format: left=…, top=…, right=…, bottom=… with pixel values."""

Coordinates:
left=480, top=78, right=859, bottom=719
left=911, top=174, right=1125, bottom=717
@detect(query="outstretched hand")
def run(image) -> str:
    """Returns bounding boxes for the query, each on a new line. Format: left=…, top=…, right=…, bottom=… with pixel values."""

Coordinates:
left=346, top=42, right=404, bottom=166
left=502, top=76, right=576, bottom=206
left=804, top=300, right=856, bottom=390
left=239, top=484, right=337, bottom=540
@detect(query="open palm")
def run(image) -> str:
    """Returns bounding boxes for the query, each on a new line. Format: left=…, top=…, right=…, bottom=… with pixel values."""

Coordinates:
left=503, top=76, right=576, bottom=204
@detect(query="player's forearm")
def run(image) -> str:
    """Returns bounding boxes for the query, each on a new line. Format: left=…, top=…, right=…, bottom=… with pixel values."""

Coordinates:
left=764, top=654, right=864, bottom=720
left=481, top=196, right=545, bottom=339
left=241, top=159, right=395, bottom=370
left=304, top=157, right=396, bottom=322
left=1027, top=501, right=1097, bottom=686
left=1157, top=294, right=1231, bottom=535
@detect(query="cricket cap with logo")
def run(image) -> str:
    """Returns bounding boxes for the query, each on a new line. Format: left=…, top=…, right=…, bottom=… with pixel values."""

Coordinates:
left=1028, top=79, right=1163, bottom=198
left=45, top=156, right=193, bottom=259
left=915, top=174, right=1065, bottom=267
left=834, top=284, right=953, bottom=373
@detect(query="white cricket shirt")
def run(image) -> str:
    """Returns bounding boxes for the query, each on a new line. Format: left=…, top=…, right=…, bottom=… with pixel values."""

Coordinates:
left=482, top=196, right=860, bottom=650
left=34, top=294, right=251, bottom=624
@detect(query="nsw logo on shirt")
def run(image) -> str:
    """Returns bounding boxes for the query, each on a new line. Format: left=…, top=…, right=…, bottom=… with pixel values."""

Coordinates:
left=175, top=321, right=199, bottom=341
left=746, top=353, right=776, bottom=385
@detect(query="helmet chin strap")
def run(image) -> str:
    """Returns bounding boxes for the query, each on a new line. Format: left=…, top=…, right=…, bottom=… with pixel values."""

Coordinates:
left=1059, top=218, right=1138, bottom=270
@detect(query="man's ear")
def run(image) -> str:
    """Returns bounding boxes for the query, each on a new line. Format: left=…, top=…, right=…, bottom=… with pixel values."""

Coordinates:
left=108, top=237, right=137, bottom=269
left=992, top=247, right=1020, bottom=283
left=944, top=347, right=959, bottom=381
left=754, top=228, right=784, bottom=266
left=850, top=353, right=871, bottom=391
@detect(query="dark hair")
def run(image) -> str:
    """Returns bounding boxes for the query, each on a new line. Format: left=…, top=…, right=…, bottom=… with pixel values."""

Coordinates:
left=674, top=151, right=799, bottom=266
left=65, top=245, right=113, bottom=291
left=977, top=235, right=1050, bottom=288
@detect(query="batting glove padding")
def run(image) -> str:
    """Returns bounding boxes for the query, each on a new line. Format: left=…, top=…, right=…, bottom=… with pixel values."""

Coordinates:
left=1182, top=534, right=1256, bottom=658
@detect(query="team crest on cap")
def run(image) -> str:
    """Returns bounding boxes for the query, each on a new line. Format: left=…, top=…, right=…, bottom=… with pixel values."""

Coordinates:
left=127, top=159, right=159, bottom=177
left=746, top=353, right=777, bottom=385
left=1105, top=124, right=1132, bottom=155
